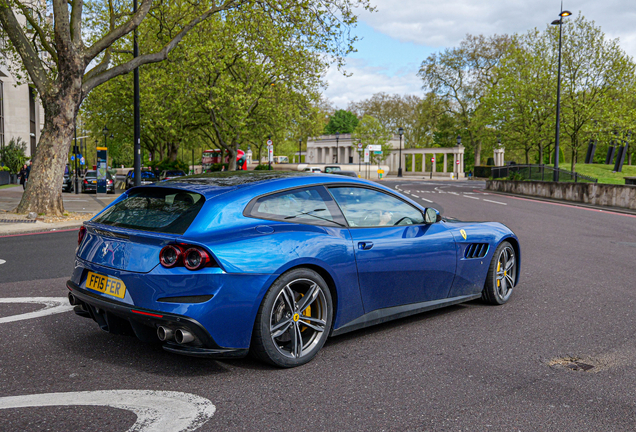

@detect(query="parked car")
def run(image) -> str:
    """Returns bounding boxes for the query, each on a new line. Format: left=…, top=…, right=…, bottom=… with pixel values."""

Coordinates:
left=125, top=170, right=157, bottom=189
left=81, top=170, right=115, bottom=194
left=62, top=165, right=74, bottom=192
left=331, top=170, right=359, bottom=178
left=160, top=170, right=187, bottom=181
left=67, top=171, right=520, bottom=368
left=324, top=166, right=342, bottom=173
left=303, top=166, right=322, bottom=173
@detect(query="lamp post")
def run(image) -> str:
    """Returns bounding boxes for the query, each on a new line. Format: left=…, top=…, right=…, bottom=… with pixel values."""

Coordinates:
left=457, top=135, right=462, bottom=174
left=268, top=134, right=272, bottom=171
left=398, top=127, right=404, bottom=177
left=335, top=131, right=340, bottom=164
left=551, top=9, right=572, bottom=182
left=298, top=138, right=302, bottom=164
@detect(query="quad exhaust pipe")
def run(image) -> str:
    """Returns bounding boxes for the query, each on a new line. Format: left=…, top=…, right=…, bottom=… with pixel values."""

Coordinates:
left=157, top=326, right=174, bottom=341
left=175, top=329, right=194, bottom=344
left=68, top=292, right=78, bottom=306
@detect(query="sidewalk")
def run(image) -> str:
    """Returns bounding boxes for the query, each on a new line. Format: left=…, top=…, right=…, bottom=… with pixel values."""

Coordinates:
left=0, top=184, right=118, bottom=236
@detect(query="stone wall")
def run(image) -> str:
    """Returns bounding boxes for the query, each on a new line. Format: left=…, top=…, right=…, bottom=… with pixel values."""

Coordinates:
left=486, top=180, right=636, bottom=210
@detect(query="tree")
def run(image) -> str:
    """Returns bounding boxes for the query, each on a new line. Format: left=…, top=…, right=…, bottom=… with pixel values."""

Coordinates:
left=0, top=0, right=371, bottom=215
left=351, top=115, right=392, bottom=164
left=558, top=14, right=636, bottom=171
left=419, top=34, right=512, bottom=166
left=324, top=109, right=359, bottom=134
left=482, top=30, right=556, bottom=164
left=0, top=137, right=28, bottom=174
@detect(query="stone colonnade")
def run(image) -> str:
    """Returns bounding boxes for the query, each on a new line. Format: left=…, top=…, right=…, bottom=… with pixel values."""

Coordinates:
left=385, top=147, right=465, bottom=177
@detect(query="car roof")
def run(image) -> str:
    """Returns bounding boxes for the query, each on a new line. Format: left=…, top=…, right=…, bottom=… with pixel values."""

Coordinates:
left=154, top=170, right=378, bottom=198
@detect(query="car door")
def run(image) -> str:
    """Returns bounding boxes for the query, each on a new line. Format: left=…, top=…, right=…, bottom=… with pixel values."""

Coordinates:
left=328, top=186, right=457, bottom=313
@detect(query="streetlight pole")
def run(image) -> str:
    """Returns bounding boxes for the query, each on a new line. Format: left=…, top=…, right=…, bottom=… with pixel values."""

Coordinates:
left=398, top=127, right=404, bottom=177
left=551, top=9, right=572, bottom=182
left=335, top=132, right=339, bottom=164
left=133, top=0, right=141, bottom=187
left=268, top=134, right=272, bottom=171
left=456, top=135, right=462, bottom=176
left=298, top=138, right=302, bottom=164
left=74, top=125, right=79, bottom=194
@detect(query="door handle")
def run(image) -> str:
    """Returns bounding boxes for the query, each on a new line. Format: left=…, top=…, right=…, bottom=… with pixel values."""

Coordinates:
left=358, top=242, right=374, bottom=250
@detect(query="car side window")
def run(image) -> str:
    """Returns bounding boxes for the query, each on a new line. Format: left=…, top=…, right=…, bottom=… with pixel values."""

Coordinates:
left=329, top=187, right=425, bottom=227
left=247, top=187, right=342, bottom=226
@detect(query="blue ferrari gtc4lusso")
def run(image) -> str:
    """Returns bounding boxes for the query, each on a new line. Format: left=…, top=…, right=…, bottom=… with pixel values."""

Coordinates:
left=67, top=171, right=520, bottom=367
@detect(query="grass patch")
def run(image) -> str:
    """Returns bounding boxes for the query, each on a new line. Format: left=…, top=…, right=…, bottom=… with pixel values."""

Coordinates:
left=572, top=163, right=636, bottom=185
left=0, top=184, right=19, bottom=189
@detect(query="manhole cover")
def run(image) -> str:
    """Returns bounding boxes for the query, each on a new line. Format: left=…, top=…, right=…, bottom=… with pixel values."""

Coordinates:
left=0, top=219, right=36, bottom=224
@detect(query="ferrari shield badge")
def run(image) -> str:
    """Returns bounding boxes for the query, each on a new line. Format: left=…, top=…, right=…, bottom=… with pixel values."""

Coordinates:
left=460, top=229, right=467, bottom=240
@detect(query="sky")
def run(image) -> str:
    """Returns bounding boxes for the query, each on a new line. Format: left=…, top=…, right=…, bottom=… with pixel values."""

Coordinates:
left=323, top=0, right=636, bottom=108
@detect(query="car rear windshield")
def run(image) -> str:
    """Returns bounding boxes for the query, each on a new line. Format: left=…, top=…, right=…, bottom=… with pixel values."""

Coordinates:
left=93, top=188, right=205, bottom=234
left=166, top=171, right=185, bottom=176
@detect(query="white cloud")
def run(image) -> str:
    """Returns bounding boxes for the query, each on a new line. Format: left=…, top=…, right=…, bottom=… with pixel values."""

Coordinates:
left=323, top=59, right=423, bottom=108
left=360, top=0, right=636, bottom=58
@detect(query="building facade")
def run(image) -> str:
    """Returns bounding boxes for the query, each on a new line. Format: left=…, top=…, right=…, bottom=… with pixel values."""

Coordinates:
left=306, top=134, right=466, bottom=177
left=0, top=7, right=45, bottom=159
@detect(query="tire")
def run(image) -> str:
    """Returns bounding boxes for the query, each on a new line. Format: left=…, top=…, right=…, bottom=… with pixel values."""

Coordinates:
left=482, top=241, right=517, bottom=305
left=251, top=268, right=333, bottom=368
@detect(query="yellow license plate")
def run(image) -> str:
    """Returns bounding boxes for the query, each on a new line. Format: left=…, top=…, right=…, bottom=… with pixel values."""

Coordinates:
left=86, top=271, right=126, bottom=299
left=92, top=180, right=96, bottom=184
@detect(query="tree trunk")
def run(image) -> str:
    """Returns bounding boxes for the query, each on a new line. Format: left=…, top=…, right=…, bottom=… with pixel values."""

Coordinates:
left=168, top=143, right=179, bottom=161
left=525, top=148, right=530, bottom=165
left=228, top=143, right=237, bottom=170
left=16, top=94, right=78, bottom=216
left=539, top=144, right=544, bottom=165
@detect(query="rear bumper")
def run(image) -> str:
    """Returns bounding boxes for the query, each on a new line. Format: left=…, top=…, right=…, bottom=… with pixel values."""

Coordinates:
left=66, top=280, right=248, bottom=358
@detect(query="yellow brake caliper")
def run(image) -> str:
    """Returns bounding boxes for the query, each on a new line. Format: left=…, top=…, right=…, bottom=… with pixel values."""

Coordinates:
left=497, top=261, right=501, bottom=287
left=298, top=293, right=311, bottom=332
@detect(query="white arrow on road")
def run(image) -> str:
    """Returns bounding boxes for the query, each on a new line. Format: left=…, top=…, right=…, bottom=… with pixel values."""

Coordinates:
left=0, top=297, right=73, bottom=324
left=0, top=390, right=216, bottom=432
left=0, top=259, right=5, bottom=265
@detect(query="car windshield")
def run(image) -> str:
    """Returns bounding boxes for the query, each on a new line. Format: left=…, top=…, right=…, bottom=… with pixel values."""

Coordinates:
left=165, top=171, right=185, bottom=176
left=93, top=188, right=205, bottom=234
left=85, top=171, right=96, bottom=178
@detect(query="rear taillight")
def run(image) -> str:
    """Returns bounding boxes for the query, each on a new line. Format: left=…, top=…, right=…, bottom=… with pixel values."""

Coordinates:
left=183, top=248, right=210, bottom=271
left=160, top=245, right=182, bottom=268
left=83, top=179, right=88, bottom=184
left=78, top=226, right=86, bottom=245
left=160, top=244, right=214, bottom=270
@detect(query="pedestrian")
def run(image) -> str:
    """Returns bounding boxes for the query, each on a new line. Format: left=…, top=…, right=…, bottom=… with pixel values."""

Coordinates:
left=18, top=164, right=28, bottom=190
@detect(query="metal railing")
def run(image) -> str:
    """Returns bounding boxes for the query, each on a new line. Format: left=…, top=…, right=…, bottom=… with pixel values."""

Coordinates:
left=491, top=164, right=597, bottom=183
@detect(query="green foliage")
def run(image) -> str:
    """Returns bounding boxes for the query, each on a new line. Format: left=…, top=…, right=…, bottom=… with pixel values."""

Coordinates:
left=206, top=163, right=229, bottom=172
left=324, top=110, right=359, bottom=134
left=508, top=171, right=524, bottom=181
left=351, top=115, right=392, bottom=163
left=254, top=164, right=272, bottom=170
left=149, top=158, right=189, bottom=173
left=0, top=166, right=10, bottom=172
left=571, top=163, right=636, bottom=184
left=0, top=137, right=28, bottom=174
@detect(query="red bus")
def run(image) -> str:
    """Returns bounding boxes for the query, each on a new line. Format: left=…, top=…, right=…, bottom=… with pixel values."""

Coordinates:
left=202, top=149, right=247, bottom=171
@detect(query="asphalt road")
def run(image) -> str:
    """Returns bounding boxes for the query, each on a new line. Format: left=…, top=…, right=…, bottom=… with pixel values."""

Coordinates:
left=1, top=180, right=636, bottom=431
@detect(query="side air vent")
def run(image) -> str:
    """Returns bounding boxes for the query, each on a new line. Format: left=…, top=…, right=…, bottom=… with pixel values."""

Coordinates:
left=465, top=243, right=489, bottom=259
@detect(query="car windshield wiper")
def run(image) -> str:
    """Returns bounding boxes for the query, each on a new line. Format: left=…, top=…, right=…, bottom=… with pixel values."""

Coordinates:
left=284, top=209, right=345, bottom=227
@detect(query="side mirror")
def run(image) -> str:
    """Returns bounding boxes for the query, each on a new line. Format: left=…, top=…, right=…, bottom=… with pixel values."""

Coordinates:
left=424, top=208, right=441, bottom=224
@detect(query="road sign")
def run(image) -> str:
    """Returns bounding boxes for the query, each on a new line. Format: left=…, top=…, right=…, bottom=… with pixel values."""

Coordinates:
left=364, top=148, right=370, bottom=163
left=266, top=139, right=273, bottom=146
left=367, top=145, right=382, bottom=151
left=268, top=147, right=274, bottom=163
left=456, top=160, right=460, bottom=164
left=377, top=169, right=384, bottom=174
left=431, top=157, right=435, bottom=162
left=374, top=151, right=382, bottom=155
left=80, top=157, right=85, bottom=165
left=357, top=142, right=363, bottom=150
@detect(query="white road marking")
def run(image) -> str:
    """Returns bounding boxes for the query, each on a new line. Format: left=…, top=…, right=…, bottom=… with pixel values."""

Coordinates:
left=419, top=197, right=433, bottom=203
left=411, top=194, right=420, bottom=198
left=463, top=195, right=480, bottom=200
left=483, top=199, right=507, bottom=206
left=0, top=259, right=5, bottom=265
left=448, top=192, right=459, bottom=195
left=0, top=297, right=73, bottom=324
left=0, top=390, right=216, bottom=432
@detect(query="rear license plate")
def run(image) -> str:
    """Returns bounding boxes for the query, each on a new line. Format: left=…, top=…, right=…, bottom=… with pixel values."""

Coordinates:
left=92, top=180, right=96, bottom=184
left=86, top=271, right=126, bottom=299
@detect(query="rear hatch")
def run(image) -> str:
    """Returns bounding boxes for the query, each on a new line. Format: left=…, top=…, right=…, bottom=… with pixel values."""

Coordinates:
left=78, top=187, right=206, bottom=273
